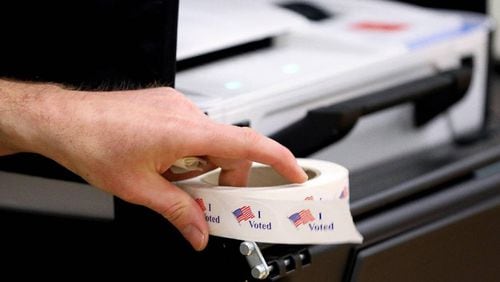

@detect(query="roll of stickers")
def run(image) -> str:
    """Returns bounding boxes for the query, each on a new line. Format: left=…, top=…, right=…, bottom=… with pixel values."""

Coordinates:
left=175, top=158, right=363, bottom=245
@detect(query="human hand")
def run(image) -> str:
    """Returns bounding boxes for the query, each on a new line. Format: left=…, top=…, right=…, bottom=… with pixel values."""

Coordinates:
left=0, top=81, right=307, bottom=250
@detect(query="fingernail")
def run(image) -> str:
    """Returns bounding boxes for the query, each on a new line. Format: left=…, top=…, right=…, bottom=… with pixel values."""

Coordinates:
left=300, top=169, right=309, bottom=182
left=295, top=166, right=308, bottom=182
left=182, top=224, right=207, bottom=251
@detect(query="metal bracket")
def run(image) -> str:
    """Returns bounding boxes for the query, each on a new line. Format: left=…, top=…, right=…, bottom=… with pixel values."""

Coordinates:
left=239, top=241, right=271, bottom=280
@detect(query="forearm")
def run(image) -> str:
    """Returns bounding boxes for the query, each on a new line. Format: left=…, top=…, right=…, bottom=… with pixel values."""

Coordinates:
left=0, top=79, right=67, bottom=156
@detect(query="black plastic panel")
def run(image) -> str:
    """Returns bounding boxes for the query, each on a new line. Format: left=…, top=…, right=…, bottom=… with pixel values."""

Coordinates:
left=351, top=200, right=500, bottom=282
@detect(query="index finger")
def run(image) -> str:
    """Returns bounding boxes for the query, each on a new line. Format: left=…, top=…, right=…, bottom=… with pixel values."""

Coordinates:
left=185, top=122, right=308, bottom=183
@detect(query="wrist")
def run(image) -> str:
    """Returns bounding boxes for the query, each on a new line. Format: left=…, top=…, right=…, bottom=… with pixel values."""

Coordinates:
left=0, top=79, right=69, bottom=156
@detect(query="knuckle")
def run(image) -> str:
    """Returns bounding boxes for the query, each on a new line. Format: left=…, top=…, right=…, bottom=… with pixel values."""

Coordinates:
left=163, top=89, right=202, bottom=112
left=237, top=127, right=263, bottom=159
left=163, top=87, right=185, bottom=99
left=240, top=127, right=261, bottom=146
left=160, top=200, right=190, bottom=224
left=158, top=86, right=176, bottom=95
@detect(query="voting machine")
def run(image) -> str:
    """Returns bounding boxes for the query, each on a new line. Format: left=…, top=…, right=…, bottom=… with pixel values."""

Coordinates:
left=0, top=0, right=499, bottom=281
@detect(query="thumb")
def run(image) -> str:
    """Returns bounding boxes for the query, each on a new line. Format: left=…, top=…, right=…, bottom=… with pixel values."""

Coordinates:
left=122, top=172, right=209, bottom=251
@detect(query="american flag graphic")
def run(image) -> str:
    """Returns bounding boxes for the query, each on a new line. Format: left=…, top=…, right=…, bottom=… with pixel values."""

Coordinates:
left=288, top=209, right=315, bottom=227
left=232, top=206, right=255, bottom=223
left=195, top=198, right=206, bottom=212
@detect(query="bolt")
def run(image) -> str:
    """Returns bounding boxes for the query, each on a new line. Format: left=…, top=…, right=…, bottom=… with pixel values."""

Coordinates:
left=251, top=264, right=269, bottom=279
left=239, top=241, right=255, bottom=256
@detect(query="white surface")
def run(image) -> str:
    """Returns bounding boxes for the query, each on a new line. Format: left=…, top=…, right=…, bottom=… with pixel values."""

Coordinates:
left=489, top=0, right=500, bottom=60
left=177, top=0, right=491, bottom=171
left=176, top=159, right=362, bottom=244
left=177, top=0, right=308, bottom=60
left=303, top=0, right=463, bottom=50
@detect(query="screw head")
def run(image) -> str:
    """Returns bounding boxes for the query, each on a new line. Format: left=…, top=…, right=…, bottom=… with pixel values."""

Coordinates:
left=239, top=241, right=255, bottom=256
left=251, top=265, right=269, bottom=279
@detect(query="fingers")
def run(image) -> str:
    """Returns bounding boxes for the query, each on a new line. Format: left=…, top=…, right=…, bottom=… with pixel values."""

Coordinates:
left=208, top=157, right=253, bottom=187
left=163, top=157, right=252, bottom=186
left=186, top=123, right=308, bottom=184
left=119, top=172, right=209, bottom=251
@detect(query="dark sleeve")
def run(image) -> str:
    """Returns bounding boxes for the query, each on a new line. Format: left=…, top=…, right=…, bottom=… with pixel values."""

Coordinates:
left=0, top=0, right=178, bottom=90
